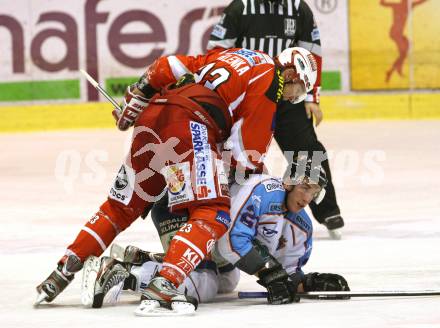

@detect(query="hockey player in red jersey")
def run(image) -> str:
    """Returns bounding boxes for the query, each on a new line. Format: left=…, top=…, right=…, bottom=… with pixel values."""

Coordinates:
left=35, top=46, right=317, bottom=315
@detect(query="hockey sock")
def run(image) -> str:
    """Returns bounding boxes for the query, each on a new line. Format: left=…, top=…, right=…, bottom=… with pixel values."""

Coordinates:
left=160, top=205, right=230, bottom=286
left=66, top=210, right=120, bottom=261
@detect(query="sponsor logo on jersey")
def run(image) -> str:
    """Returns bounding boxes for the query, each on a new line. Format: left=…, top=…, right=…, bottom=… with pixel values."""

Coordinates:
left=251, top=195, right=262, bottom=209
left=190, top=121, right=217, bottom=201
left=269, top=202, right=283, bottom=213
left=109, top=164, right=135, bottom=206
left=262, top=180, right=284, bottom=193
left=262, top=226, right=278, bottom=238
left=158, top=216, right=188, bottom=235
left=215, top=210, right=231, bottom=229
left=292, top=213, right=312, bottom=233
left=229, top=48, right=271, bottom=67
left=239, top=205, right=256, bottom=228
left=311, top=28, right=320, bottom=41
left=167, top=166, right=186, bottom=195
left=284, top=18, right=296, bottom=36
left=212, top=24, right=227, bottom=39
left=162, top=162, right=194, bottom=206
left=114, top=166, right=128, bottom=190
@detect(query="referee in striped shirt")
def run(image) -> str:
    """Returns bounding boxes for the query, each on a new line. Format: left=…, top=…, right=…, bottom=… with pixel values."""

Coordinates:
left=208, top=0, right=345, bottom=238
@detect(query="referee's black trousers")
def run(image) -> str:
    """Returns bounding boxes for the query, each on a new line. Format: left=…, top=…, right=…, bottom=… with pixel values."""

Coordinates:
left=274, top=100, right=341, bottom=224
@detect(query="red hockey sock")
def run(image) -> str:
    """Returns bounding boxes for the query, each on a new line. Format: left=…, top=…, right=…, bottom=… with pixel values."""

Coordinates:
left=160, top=205, right=230, bottom=286
left=66, top=210, right=120, bottom=261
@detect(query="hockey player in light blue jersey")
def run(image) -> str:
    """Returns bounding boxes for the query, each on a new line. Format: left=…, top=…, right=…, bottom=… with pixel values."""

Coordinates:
left=81, top=155, right=349, bottom=309
left=217, top=154, right=349, bottom=304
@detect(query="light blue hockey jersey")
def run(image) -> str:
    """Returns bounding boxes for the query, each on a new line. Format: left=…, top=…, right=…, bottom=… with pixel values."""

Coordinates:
left=217, top=174, right=313, bottom=275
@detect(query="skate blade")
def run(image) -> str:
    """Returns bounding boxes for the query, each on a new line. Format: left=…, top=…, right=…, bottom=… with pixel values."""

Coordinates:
left=109, top=243, right=126, bottom=262
left=34, top=290, right=49, bottom=307
left=328, top=228, right=342, bottom=240
left=134, top=300, right=196, bottom=317
left=80, top=256, right=101, bottom=307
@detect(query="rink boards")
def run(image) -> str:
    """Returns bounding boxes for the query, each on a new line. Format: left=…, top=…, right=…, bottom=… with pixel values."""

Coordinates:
left=1, top=93, right=440, bottom=133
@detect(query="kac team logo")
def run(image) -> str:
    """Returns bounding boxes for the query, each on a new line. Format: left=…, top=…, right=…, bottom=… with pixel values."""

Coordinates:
left=114, top=166, right=129, bottom=190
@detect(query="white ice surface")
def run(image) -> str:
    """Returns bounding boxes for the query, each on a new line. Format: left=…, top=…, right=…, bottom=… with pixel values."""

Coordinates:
left=1, top=121, right=439, bottom=328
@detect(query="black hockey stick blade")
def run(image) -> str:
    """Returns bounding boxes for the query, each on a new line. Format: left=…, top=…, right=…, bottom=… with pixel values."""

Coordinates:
left=238, top=290, right=440, bottom=300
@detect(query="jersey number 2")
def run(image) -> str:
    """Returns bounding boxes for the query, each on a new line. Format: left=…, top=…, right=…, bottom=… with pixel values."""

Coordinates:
left=195, top=63, right=231, bottom=90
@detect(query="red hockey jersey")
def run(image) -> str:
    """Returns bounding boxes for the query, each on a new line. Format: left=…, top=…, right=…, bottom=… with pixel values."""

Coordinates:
left=145, top=48, right=283, bottom=171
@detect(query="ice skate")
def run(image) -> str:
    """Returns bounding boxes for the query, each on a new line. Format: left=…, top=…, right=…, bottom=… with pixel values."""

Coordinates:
left=323, top=215, right=344, bottom=240
left=35, top=254, right=82, bottom=306
left=134, top=276, right=198, bottom=316
left=81, top=255, right=130, bottom=308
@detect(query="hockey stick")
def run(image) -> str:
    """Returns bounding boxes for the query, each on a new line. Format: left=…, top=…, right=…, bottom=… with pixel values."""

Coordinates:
left=79, top=69, right=122, bottom=114
left=238, top=290, right=440, bottom=300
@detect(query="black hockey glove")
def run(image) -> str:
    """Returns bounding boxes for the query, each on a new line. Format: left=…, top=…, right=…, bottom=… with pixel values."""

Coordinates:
left=257, top=262, right=301, bottom=305
left=302, top=272, right=350, bottom=299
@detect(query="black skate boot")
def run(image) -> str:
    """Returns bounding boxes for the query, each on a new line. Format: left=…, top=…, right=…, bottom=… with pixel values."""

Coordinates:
left=323, top=215, right=345, bottom=240
left=81, top=256, right=130, bottom=308
left=135, top=276, right=198, bottom=316
left=35, top=254, right=83, bottom=306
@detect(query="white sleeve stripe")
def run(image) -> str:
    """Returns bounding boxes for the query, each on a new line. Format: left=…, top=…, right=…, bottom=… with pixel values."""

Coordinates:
left=228, top=91, right=246, bottom=114
left=230, top=119, right=257, bottom=170
left=173, top=235, right=205, bottom=258
left=207, top=38, right=238, bottom=50
left=167, top=56, right=191, bottom=80
left=102, top=214, right=121, bottom=234
left=248, top=67, right=273, bottom=85
left=82, top=227, right=106, bottom=252
left=65, top=249, right=79, bottom=258
left=297, top=41, right=322, bottom=57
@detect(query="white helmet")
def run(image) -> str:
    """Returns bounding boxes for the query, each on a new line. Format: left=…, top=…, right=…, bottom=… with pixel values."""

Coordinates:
left=275, top=47, right=318, bottom=103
